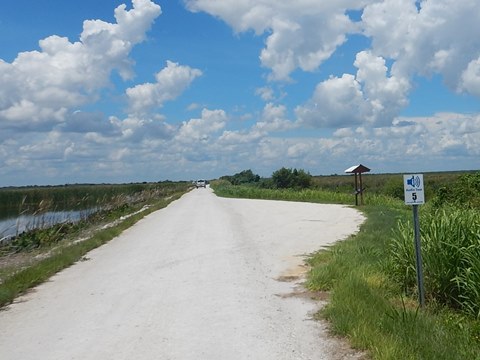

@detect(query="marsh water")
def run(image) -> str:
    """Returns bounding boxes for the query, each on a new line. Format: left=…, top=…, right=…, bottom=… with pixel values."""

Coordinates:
left=0, top=208, right=98, bottom=242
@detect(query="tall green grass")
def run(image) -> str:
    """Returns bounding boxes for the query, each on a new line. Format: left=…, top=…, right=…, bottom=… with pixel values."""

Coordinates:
left=0, top=181, right=189, bottom=217
left=311, top=171, right=467, bottom=201
left=308, top=205, right=480, bottom=359
left=1, top=182, right=191, bottom=251
left=213, top=184, right=351, bottom=203
left=212, top=182, right=404, bottom=207
left=389, top=207, right=480, bottom=317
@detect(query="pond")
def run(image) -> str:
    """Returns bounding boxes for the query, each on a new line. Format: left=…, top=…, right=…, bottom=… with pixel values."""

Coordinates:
left=0, top=208, right=99, bottom=242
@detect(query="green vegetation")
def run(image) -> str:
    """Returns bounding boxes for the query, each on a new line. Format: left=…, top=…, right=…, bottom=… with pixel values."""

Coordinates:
left=0, top=182, right=190, bottom=307
left=219, top=167, right=313, bottom=189
left=219, top=169, right=260, bottom=185
left=310, top=171, right=466, bottom=201
left=390, top=208, right=480, bottom=316
left=0, top=181, right=188, bottom=243
left=271, top=167, right=312, bottom=189
left=307, top=206, right=480, bottom=359
left=0, top=181, right=187, bottom=217
left=212, top=169, right=480, bottom=359
left=432, top=172, right=480, bottom=208
left=6, top=221, right=83, bottom=252
left=388, top=172, right=480, bottom=319
left=212, top=182, right=351, bottom=204
left=212, top=181, right=404, bottom=208
left=217, top=169, right=469, bottom=201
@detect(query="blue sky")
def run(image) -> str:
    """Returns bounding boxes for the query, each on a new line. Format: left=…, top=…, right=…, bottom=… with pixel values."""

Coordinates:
left=0, top=0, right=479, bottom=186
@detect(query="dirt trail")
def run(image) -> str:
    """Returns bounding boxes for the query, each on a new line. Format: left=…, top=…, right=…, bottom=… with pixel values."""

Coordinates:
left=0, top=188, right=364, bottom=360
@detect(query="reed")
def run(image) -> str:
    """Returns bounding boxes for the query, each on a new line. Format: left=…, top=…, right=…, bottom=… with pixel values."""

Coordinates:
left=389, top=207, right=480, bottom=317
left=1, top=182, right=190, bottom=251
left=0, top=181, right=189, bottom=217
left=213, top=183, right=355, bottom=204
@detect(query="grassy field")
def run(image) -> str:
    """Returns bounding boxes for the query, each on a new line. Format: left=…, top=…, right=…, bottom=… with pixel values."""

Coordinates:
left=311, top=171, right=467, bottom=200
left=212, top=172, right=480, bottom=360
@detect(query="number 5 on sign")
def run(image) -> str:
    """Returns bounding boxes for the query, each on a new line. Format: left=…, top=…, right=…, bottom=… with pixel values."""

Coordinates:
left=404, top=174, right=425, bottom=205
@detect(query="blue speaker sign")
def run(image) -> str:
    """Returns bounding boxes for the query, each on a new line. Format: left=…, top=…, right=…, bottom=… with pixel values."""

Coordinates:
left=404, top=174, right=425, bottom=205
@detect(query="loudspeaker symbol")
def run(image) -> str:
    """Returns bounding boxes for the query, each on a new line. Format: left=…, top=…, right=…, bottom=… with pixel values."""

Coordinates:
left=407, top=175, right=421, bottom=188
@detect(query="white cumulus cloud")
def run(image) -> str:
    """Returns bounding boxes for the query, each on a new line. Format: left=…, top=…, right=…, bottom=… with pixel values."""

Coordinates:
left=0, top=0, right=161, bottom=129
left=185, top=0, right=371, bottom=81
left=187, top=0, right=480, bottom=128
left=176, top=108, right=227, bottom=144
left=460, top=58, right=480, bottom=97
left=362, top=0, right=480, bottom=96
left=296, top=51, right=409, bottom=127
left=254, top=103, right=296, bottom=132
left=126, top=61, right=202, bottom=115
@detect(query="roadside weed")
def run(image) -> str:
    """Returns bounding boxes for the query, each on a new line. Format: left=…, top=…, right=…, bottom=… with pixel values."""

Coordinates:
left=389, top=207, right=480, bottom=317
left=312, top=206, right=480, bottom=359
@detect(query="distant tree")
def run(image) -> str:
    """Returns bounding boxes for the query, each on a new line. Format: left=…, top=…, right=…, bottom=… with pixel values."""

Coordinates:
left=233, top=169, right=260, bottom=185
left=272, top=167, right=294, bottom=188
left=220, top=169, right=260, bottom=185
left=271, top=167, right=312, bottom=189
left=293, top=168, right=312, bottom=189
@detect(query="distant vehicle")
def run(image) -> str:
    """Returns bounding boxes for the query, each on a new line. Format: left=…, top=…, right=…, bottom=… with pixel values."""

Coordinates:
left=195, top=179, right=207, bottom=188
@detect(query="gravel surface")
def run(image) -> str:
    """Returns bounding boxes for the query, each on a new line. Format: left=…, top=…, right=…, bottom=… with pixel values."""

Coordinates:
left=0, top=188, right=365, bottom=360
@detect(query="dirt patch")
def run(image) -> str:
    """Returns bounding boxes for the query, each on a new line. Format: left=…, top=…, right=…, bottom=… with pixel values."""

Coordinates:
left=276, top=256, right=311, bottom=282
left=275, top=258, right=368, bottom=360
left=0, top=252, right=32, bottom=269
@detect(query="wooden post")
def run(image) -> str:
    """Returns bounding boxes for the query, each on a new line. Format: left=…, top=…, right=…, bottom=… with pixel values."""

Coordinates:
left=354, top=172, right=359, bottom=206
left=359, top=172, right=364, bottom=205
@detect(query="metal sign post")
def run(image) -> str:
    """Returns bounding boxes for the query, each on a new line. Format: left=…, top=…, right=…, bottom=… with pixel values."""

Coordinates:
left=404, top=174, right=425, bottom=308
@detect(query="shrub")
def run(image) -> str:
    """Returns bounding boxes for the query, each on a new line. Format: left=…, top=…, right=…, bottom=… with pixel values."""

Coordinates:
left=382, top=177, right=404, bottom=200
left=432, top=172, right=480, bottom=209
left=271, top=167, right=312, bottom=189
left=220, top=169, right=260, bottom=185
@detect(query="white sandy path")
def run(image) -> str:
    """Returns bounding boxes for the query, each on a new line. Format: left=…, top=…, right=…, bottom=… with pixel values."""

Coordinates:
left=0, top=188, right=364, bottom=360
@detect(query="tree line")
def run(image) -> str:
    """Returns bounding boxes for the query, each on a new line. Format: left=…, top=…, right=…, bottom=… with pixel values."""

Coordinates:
left=220, top=168, right=312, bottom=189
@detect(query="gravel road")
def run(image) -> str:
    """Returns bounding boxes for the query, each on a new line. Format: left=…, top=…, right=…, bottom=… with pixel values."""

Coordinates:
left=0, top=188, right=364, bottom=360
